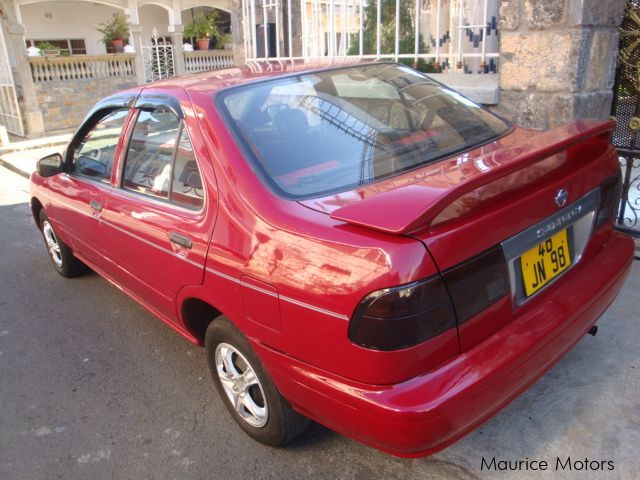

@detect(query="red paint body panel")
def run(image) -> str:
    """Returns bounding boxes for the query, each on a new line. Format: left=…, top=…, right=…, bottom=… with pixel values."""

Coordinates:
left=253, top=231, right=633, bottom=456
left=28, top=63, right=634, bottom=457
left=323, top=121, right=614, bottom=235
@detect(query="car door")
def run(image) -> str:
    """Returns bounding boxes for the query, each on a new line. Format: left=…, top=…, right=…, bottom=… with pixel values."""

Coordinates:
left=45, top=105, right=133, bottom=273
left=100, top=92, right=215, bottom=323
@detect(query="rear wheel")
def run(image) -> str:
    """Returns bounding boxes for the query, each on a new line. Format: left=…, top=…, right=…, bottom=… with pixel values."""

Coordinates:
left=205, top=317, right=310, bottom=446
left=38, top=211, right=87, bottom=278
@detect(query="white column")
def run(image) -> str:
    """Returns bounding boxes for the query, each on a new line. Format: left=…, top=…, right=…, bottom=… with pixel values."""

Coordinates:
left=169, top=0, right=185, bottom=75
left=168, top=25, right=185, bottom=75
left=5, top=21, right=44, bottom=136
left=128, top=24, right=146, bottom=84
left=230, top=0, right=246, bottom=65
left=127, top=0, right=146, bottom=84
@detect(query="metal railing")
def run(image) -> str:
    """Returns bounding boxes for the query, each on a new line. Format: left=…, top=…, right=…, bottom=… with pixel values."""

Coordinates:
left=184, top=50, right=235, bottom=73
left=241, top=0, right=499, bottom=73
left=612, top=1, right=640, bottom=237
left=29, top=54, right=136, bottom=82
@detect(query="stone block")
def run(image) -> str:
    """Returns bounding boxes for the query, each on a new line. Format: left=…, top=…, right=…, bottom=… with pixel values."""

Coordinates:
left=549, top=91, right=614, bottom=127
left=568, top=0, right=625, bottom=27
left=500, top=31, right=587, bottom=92
left=24, top=109, right=45, bottom=137
left=524, top=0, right=566, bottom=30
left=499, top=0, right=519, bottom=30
left=585, top=29, right=619, bottom=91
left=47, top=107, right=62, bottom=116
left=116, top=81, right=137, bottom=90
left=497, top=91, right=550, bottom=130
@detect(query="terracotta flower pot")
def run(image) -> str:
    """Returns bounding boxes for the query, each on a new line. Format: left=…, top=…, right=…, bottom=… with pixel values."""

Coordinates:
left=196, top=38, right=210, bottom=51
left=111, top=38, right=125, bottom=52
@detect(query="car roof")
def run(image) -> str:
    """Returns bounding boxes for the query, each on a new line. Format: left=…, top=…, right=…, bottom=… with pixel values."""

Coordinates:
left=142, top=57, right=384, bottom=94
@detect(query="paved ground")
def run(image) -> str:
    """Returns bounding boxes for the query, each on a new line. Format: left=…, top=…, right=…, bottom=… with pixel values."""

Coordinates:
left=0, top=164, right=638, bottom=480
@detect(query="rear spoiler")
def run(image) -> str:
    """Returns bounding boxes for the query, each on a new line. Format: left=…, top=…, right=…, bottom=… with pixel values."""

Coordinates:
left=330, top=120, right=616, bottom=235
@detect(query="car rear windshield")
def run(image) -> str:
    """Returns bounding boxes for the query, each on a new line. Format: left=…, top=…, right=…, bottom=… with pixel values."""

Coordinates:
left=218, top=63, right=511, bottom=199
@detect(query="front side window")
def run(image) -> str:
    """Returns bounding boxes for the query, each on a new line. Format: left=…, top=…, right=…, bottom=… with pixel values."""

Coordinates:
left=123, top=110, right=180, bottom=199
left=122, top=108, right=203, bottom=209
left=219, top=63, right=511, bottom=199
left=72, top=108, right=129, bottom=183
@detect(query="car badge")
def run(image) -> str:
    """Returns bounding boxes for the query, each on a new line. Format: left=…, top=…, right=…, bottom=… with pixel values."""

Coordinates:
left=555, top=189, right=568, bottom=207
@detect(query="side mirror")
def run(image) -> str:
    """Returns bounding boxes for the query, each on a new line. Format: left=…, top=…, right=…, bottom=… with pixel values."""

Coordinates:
left=36, top=153, right=63, bottom=177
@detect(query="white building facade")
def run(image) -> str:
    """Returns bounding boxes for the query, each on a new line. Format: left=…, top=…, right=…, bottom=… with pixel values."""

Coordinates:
left=0, top=0, right=627, bottom=138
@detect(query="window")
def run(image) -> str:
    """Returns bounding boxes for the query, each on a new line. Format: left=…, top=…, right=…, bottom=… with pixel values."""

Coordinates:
left=219, top=63, right=511, bottom=199
left=171, top=128, right=204, bottom=209
left=28, top=39, right=86, bottom=55
left=123, top=109, right=204, bottom=209
left=123, top=110, right=178, bottom=199
left=73, top=109, right=129, bottom=183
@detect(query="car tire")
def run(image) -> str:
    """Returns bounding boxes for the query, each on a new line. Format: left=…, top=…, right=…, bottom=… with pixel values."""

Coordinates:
left=205, top=317, right=310, bottom=446
left=39, top=210, right=88, bottom=278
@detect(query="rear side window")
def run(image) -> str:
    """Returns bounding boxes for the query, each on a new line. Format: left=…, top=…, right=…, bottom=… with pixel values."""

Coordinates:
left=72, top=108, right=129, bottom=183
left=171, top=128, right=204, bottom=209
left=218, top=63, right=511, bottom=199
left=122, top=109, right=204, bottom=210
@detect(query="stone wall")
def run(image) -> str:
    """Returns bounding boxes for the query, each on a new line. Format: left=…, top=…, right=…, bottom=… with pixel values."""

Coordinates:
left=496, top=0, right=625, bottom=130
left=34, top=77, right=138, bottom=133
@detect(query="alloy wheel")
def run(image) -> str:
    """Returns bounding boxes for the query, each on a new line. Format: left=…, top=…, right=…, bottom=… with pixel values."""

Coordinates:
left=215, top=342, right=268, bottom=428
left=42, top=221, right=63, bottom=268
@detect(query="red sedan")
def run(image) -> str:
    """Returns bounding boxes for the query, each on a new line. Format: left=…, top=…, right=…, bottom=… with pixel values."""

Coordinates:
left=29, top=61, right=634, bottom=456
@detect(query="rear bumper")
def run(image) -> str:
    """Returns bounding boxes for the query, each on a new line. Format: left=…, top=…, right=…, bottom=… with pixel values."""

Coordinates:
left=252, top=231, right=634, bottom=457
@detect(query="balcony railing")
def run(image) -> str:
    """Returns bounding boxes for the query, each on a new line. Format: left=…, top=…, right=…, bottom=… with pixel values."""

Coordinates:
left=184, top=50, right=234, bottom=74
left=29, top=54, right=136, bottom=82
left=241, top=0, right=500, bottom=74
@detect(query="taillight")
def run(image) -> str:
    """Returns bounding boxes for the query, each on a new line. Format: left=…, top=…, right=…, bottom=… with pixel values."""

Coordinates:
left=595, top=174, right=622, bottom=229
left=348, top=275, right=456, bottom=351
left=442, top=246, right=509, bottom=324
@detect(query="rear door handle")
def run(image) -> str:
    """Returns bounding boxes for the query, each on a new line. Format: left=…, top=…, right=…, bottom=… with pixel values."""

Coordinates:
left=169, top=232, right=192, bottom=249
left=90, top=199, right=102, bottom=212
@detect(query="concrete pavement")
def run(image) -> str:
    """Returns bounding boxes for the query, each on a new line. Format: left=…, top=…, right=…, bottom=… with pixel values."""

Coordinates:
left=0, top=163, right=639, bottom=480
left=0, top=134, right=68, bottom=179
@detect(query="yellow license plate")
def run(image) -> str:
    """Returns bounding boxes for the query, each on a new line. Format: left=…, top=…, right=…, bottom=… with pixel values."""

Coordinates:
left=520, top=229, right=571, bottom=297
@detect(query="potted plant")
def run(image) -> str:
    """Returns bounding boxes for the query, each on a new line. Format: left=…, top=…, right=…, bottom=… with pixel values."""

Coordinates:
left=220, top=33, right=233, bottom=50
left=97, top=12, right=129, bottom=52
left=184, top=13, right=220, bottom=51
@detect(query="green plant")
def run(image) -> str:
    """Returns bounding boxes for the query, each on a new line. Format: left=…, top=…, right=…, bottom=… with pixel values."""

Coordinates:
left=347, top=0, right=428, bottom=58
left=35, top=41, right=59, bottom=53
left=97, top=12, right=129, bottom=45
left=220, top=32, right=233, bottom=45
left=399, top=58, right=442, bottom=73
left=184, top=13, right=221, bottom=40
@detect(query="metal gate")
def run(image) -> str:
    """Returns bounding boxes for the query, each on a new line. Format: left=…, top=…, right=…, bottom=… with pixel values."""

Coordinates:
left=141, top=30, right=175, bottom=83
left=0, top=23, right=24, bottom=136
left=612, top=1, right=640, bottom=236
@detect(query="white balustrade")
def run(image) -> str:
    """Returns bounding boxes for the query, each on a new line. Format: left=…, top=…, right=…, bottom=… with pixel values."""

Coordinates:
left=29, top=54, right=137, bottom=82
left=184, top=50, right=235, bottom=74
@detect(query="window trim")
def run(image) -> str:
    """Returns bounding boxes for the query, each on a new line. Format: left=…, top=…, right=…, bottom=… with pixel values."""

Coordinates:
left=67, top=106, right=131, bottom=185
left=118, top=107, right=206, bottom=214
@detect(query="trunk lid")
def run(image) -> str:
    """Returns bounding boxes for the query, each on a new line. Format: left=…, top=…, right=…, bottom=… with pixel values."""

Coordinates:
left=300, top=120, right=620, bottom=350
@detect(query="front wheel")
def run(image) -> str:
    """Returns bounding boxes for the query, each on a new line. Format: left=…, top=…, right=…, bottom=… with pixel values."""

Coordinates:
left=205, top=317, right=310, bottom=446
left=39, top=210, right=87, bottom=278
